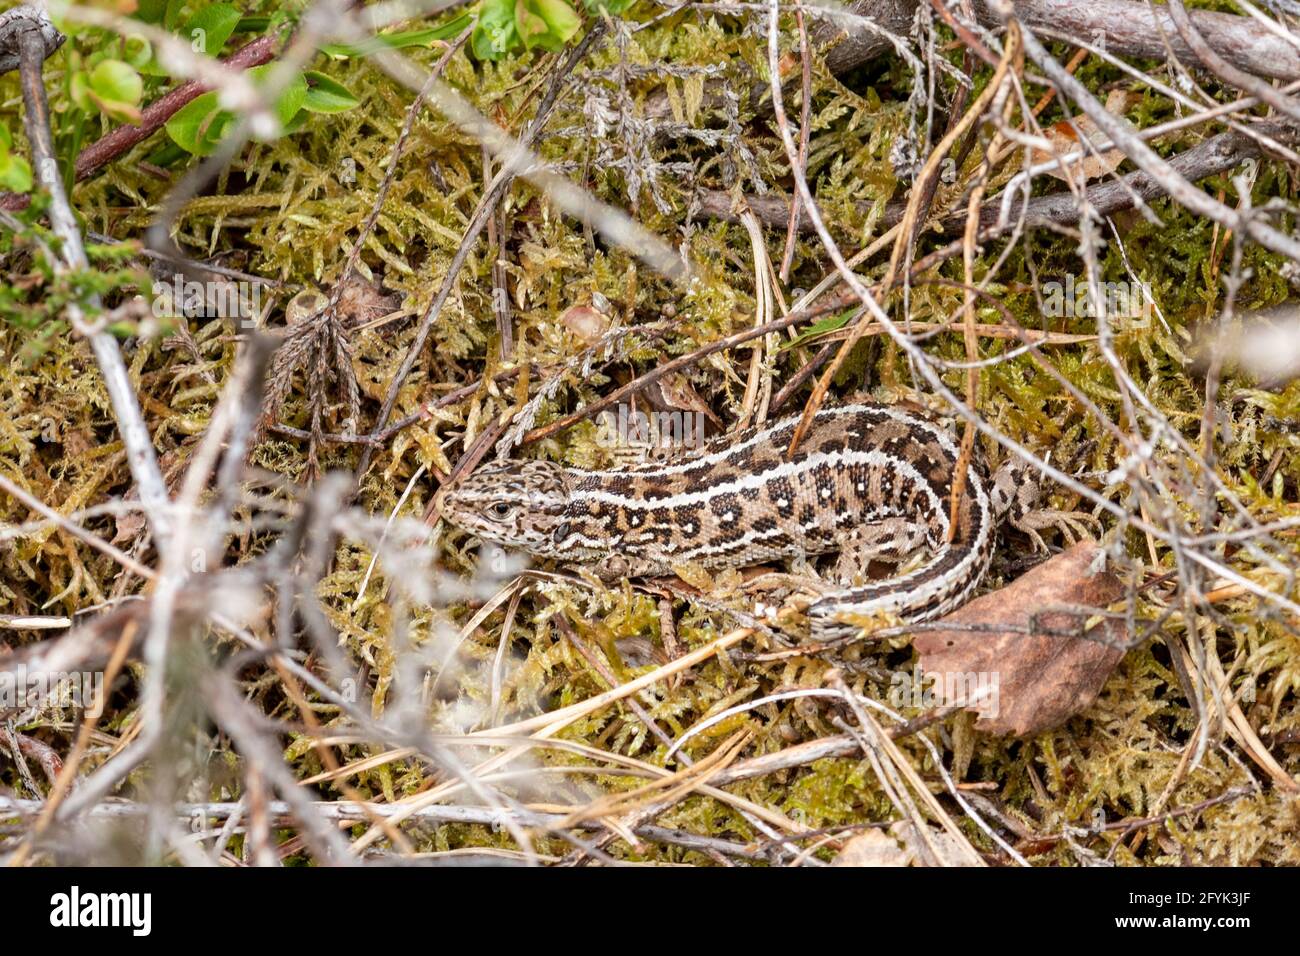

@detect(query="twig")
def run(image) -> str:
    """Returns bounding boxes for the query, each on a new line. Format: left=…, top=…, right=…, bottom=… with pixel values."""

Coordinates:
left=0, top=473, right=155, bottom=581
left=1166, top=0, right=1300, bottom=124
left=1007, top=7, right=1300, bottom=263
left=355, top=22, right=612, bottom=478
left=0, top=33, right=280, bottom=210
left=0, top=796, right=769, bottom=861
left=10, top=9, right=172, bottom=546
left=328, top=26, right=471, bottom=313
left=778, top=2, right=812, bottom=282
left=518, top=295, right=853, bottom=445
left=782, top=13, right=1020, bottom=458
left=693, top=122, right=1295, bottom=235
left=644, top=0, right=1300, bottom=128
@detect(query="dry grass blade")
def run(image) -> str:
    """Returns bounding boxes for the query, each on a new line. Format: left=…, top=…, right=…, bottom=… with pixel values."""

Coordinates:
left=6, top=0, right=1300, bottom=869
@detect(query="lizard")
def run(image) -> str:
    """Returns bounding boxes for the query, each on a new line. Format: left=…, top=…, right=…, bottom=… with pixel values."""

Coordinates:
left=435, top=401, right=1072, bottom=640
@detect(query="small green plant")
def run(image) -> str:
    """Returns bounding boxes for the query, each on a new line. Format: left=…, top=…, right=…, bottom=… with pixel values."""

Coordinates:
left=0, top=206, right=149, bottom=360
left=471, top=0, right=636, bottom=61
left=319, top=15, right=474, bottom=58
left=0, top=123, right=34, bottom=193
left=69, top=58, right=144, bottom=124
left=152, top=3, right=361, bottom=156
left=51, top=3, right=363, bottom=158
left=163, top=63, right=360, bottom=155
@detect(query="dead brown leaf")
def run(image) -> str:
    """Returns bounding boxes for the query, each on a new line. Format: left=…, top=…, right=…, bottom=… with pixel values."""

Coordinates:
left=110, top=507, right=147, bottom=547
left=831, top=822, right=982, bottom=867
left=1031, top=90, right=1138, bottom=182
left=913, top=541, right=1129, bottom=736
left=831, top=828, right=910, bottom=866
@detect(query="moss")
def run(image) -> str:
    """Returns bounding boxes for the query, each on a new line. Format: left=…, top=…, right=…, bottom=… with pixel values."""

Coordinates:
left=3, top=2, right=1299, bottom=865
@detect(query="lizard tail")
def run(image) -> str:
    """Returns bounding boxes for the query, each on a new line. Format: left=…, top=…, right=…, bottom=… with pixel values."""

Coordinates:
left=807, top=531, right=995, bottom=641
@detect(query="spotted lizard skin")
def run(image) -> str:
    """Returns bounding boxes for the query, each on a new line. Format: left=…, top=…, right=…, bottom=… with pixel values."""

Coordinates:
left=437, top=402, right=1041, bottom=639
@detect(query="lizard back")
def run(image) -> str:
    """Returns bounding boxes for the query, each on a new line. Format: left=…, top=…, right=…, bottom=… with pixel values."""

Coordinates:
left=558, top=402, right=993, bottom=575
left=437, top=401, right=1030, bottom=634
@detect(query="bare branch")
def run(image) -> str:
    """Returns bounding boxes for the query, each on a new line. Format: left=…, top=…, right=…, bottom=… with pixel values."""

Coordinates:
left=9, top=8, right=172, bottom=546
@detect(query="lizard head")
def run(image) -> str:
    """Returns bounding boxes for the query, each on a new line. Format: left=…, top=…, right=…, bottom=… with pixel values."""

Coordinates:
left=436, top=459, right=573, bottom=555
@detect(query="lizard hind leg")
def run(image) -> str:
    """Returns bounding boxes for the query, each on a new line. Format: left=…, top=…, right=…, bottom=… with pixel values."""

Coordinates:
left=989, top=457, right=1101, bottom=551
left=829, top=518, right=932, bottom=586
left=807, top=536, right=991, bottom=641
left=738, top=519, right=934, bottom=641
left=740, top=519, right=928, bottom=607
left=988, top=457, right=1045, bottom=526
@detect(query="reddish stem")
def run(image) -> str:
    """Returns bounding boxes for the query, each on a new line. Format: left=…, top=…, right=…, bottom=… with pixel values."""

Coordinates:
left=1, top=34, right=280, bottom=211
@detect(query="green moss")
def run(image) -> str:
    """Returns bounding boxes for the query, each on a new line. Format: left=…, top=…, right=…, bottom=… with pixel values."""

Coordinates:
left=3, top=1, right=1298, bottom=865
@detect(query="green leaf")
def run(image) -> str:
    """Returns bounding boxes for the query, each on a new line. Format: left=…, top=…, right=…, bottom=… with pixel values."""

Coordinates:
left=134, top=0, right=168, bottom=24
left=0, top=152, right=33, bottom=193
left=123, top=34, right=153, bottom=69
left=583, top=0, right=634, bottom=12
left=89, top=59, right=143, bottom=106
left=321, top=15, right=473, bottom=58
left=69, top=69, right=90, bottom=112
left=301, top=72, right=360, bottom=114
left=0, top=123, right=11, bottom=150
left=164, top=0, right=187, bottom=31
left=164, top=67, right=308, bottom=154
left=144, top=140, right=189, bottom=168
left=779, top=310, right=856, bottom=351
left=86, top=60, right=143, bottom=124
left=530, top=0, right=581, bottom=45
left=514, top=0, right=549, bottom=48
left=182, top=4, right=242, bottom=58
left=515, top=0, right=579, bottom=51
left=246, top=64, right=308, bottom=131
left=140, top=5, right=223, bottom=77
left=472, top=0, right=520, bottom=60
left=164, top=91, right=231, bottom=155
left=281, top=112, right=309, bottom=136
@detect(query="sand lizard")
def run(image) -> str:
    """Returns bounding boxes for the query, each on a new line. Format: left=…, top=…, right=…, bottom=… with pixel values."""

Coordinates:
left=437, top=401, right=1059, bottom=639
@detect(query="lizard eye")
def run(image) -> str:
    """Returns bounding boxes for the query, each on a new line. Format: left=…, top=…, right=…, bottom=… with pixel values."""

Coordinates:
left=489, top=502, right=514, bottom=519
